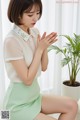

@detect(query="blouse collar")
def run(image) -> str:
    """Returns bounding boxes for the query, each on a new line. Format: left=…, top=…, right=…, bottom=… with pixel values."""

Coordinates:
left=13, top=24, right=31, bottom=41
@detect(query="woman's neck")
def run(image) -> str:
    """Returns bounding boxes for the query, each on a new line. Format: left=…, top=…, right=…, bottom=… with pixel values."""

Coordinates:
left=19, top=25, right=30, bottom=34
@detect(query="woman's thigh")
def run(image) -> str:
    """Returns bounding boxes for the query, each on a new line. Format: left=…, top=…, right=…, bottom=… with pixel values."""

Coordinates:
left=34, top=113, right=57, bottom=120
left=41, top=94, right=76, bottom=114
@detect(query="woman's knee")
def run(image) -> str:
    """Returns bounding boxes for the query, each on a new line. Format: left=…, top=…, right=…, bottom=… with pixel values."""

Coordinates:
left=66, top=97, right=78, bottom=113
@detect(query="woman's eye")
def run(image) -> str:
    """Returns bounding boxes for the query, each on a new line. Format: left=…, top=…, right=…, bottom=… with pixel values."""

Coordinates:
left=37, top=12, right=40, bottom=15
left=28, top=15, right=33, bottom=17
left=27, top=12, right=40, bottom=17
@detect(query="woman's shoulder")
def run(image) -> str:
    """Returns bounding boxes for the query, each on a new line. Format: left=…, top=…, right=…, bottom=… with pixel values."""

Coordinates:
left=4, top=30, right=20, bottom=48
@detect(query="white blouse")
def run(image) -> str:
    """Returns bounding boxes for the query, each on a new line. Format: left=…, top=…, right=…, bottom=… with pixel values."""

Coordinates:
left=4, top=24, right=41, bottom=83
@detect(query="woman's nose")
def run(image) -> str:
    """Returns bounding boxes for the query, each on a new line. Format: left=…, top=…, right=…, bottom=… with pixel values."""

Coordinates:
left=33, top=14, right=39, bottom=22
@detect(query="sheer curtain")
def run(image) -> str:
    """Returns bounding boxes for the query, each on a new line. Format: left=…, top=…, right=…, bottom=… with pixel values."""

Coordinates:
left=37, top=0, right=62, bottom=94
left=0, top=0, right=5, bottom=108
left=0, top=0, right=80, bottom=108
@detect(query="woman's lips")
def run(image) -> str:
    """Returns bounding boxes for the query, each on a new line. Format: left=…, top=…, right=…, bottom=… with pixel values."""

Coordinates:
left=31, top=23, right=36, bottom=25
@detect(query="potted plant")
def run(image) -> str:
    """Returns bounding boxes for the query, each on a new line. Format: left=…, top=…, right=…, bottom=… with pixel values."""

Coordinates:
left=48, top=33, right=80, bottom=100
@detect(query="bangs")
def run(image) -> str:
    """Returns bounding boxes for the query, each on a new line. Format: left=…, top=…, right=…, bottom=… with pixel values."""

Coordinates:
left=33, top=4, right=41, bottom=11
left=24, top=4, right=40, bottom=13
left=20, top=0, right=42, bottom=17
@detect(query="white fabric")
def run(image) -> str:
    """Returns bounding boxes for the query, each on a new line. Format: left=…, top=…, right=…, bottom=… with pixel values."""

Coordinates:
left=3, top=25, right=41, bottom=83
left=4, top=36, right=24, bottom=61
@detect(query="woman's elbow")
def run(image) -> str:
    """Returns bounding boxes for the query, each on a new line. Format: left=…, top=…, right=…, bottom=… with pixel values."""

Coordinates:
left=25, top=81, right=32, bottom=86
left=22, top=77, right=33, bottom=86
left=42, top=67, right=47, bottom=72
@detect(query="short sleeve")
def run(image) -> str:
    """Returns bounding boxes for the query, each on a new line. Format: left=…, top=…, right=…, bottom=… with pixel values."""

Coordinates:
left=4, top=37, right=24, bottom=62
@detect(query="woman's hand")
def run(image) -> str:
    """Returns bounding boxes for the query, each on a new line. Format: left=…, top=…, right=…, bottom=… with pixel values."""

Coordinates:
left=37, top=32, right=58, bottom=52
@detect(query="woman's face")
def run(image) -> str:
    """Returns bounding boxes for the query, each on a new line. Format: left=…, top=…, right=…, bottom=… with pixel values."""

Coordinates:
left=20, top=5, right=40, bottom=29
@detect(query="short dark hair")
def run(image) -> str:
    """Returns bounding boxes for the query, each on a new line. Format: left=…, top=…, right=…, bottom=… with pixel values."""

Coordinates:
left=8, top=0, right=42, bottom=25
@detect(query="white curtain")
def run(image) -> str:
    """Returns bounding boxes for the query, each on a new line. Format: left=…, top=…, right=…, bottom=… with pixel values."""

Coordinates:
left=0, top=0, right=5, bottom=108
left=0, top=0, right=80, bottom=108
left=37, top=0, right=62, bottom=94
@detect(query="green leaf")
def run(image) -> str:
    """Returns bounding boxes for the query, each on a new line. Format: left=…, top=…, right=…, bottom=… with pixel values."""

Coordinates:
left=63, top=48, right=66, bottom=54
left=60, top=35, right=75, bottom=49
left=47, top=45, right=54, bottom=52
left=74, top=33, right=80, bottom=41
left=61, top=57, right=71, bottom=67
left=48, top=45, right=63, bottom=54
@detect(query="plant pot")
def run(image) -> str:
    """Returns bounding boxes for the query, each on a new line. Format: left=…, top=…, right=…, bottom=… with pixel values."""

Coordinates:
left=61, top=81, right=80, bottom=101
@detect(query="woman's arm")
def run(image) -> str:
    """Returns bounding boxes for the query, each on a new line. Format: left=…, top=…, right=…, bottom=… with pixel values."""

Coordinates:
left=41, top=49, right=48, bottom=71
left=40, top=32, right=57, bottom=72
left=10, top=47, right=43, bottom=86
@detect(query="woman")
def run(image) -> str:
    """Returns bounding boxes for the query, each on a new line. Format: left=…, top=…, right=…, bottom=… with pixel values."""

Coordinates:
left=2, top=0, right=78, bottom=120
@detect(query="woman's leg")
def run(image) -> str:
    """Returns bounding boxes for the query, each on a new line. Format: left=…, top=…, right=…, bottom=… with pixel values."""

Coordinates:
left=34, top=112, right=58, bottom=120
left=41, top=94, right=78, bottom=120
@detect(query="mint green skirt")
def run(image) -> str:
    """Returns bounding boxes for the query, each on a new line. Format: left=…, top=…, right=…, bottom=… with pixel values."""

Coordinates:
left=2, top=79, right=42, bottom=120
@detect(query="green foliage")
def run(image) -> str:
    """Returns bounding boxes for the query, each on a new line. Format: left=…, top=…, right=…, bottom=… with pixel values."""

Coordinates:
left=48, top=33, right=80, bottom=85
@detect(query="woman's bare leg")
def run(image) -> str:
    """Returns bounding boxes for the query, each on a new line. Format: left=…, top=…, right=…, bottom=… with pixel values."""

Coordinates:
left=41, top=94, right=78, bottom=120
left=34, top=112, right=58, bottom=120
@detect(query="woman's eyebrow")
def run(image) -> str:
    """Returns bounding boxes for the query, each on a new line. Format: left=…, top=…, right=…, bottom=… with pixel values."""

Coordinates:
left=28, top=11, right=34, bottom=13
left=29, top=10, right=40, bottom=13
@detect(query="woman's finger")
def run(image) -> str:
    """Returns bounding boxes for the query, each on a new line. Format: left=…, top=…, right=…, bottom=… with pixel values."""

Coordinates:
left=48, top=34, right=57, bottom=42
left=41, top=32, right=46, bottom=40
left=46, top=32, right=57, bottom=41
left=49, top=39, right=58, bottom=45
